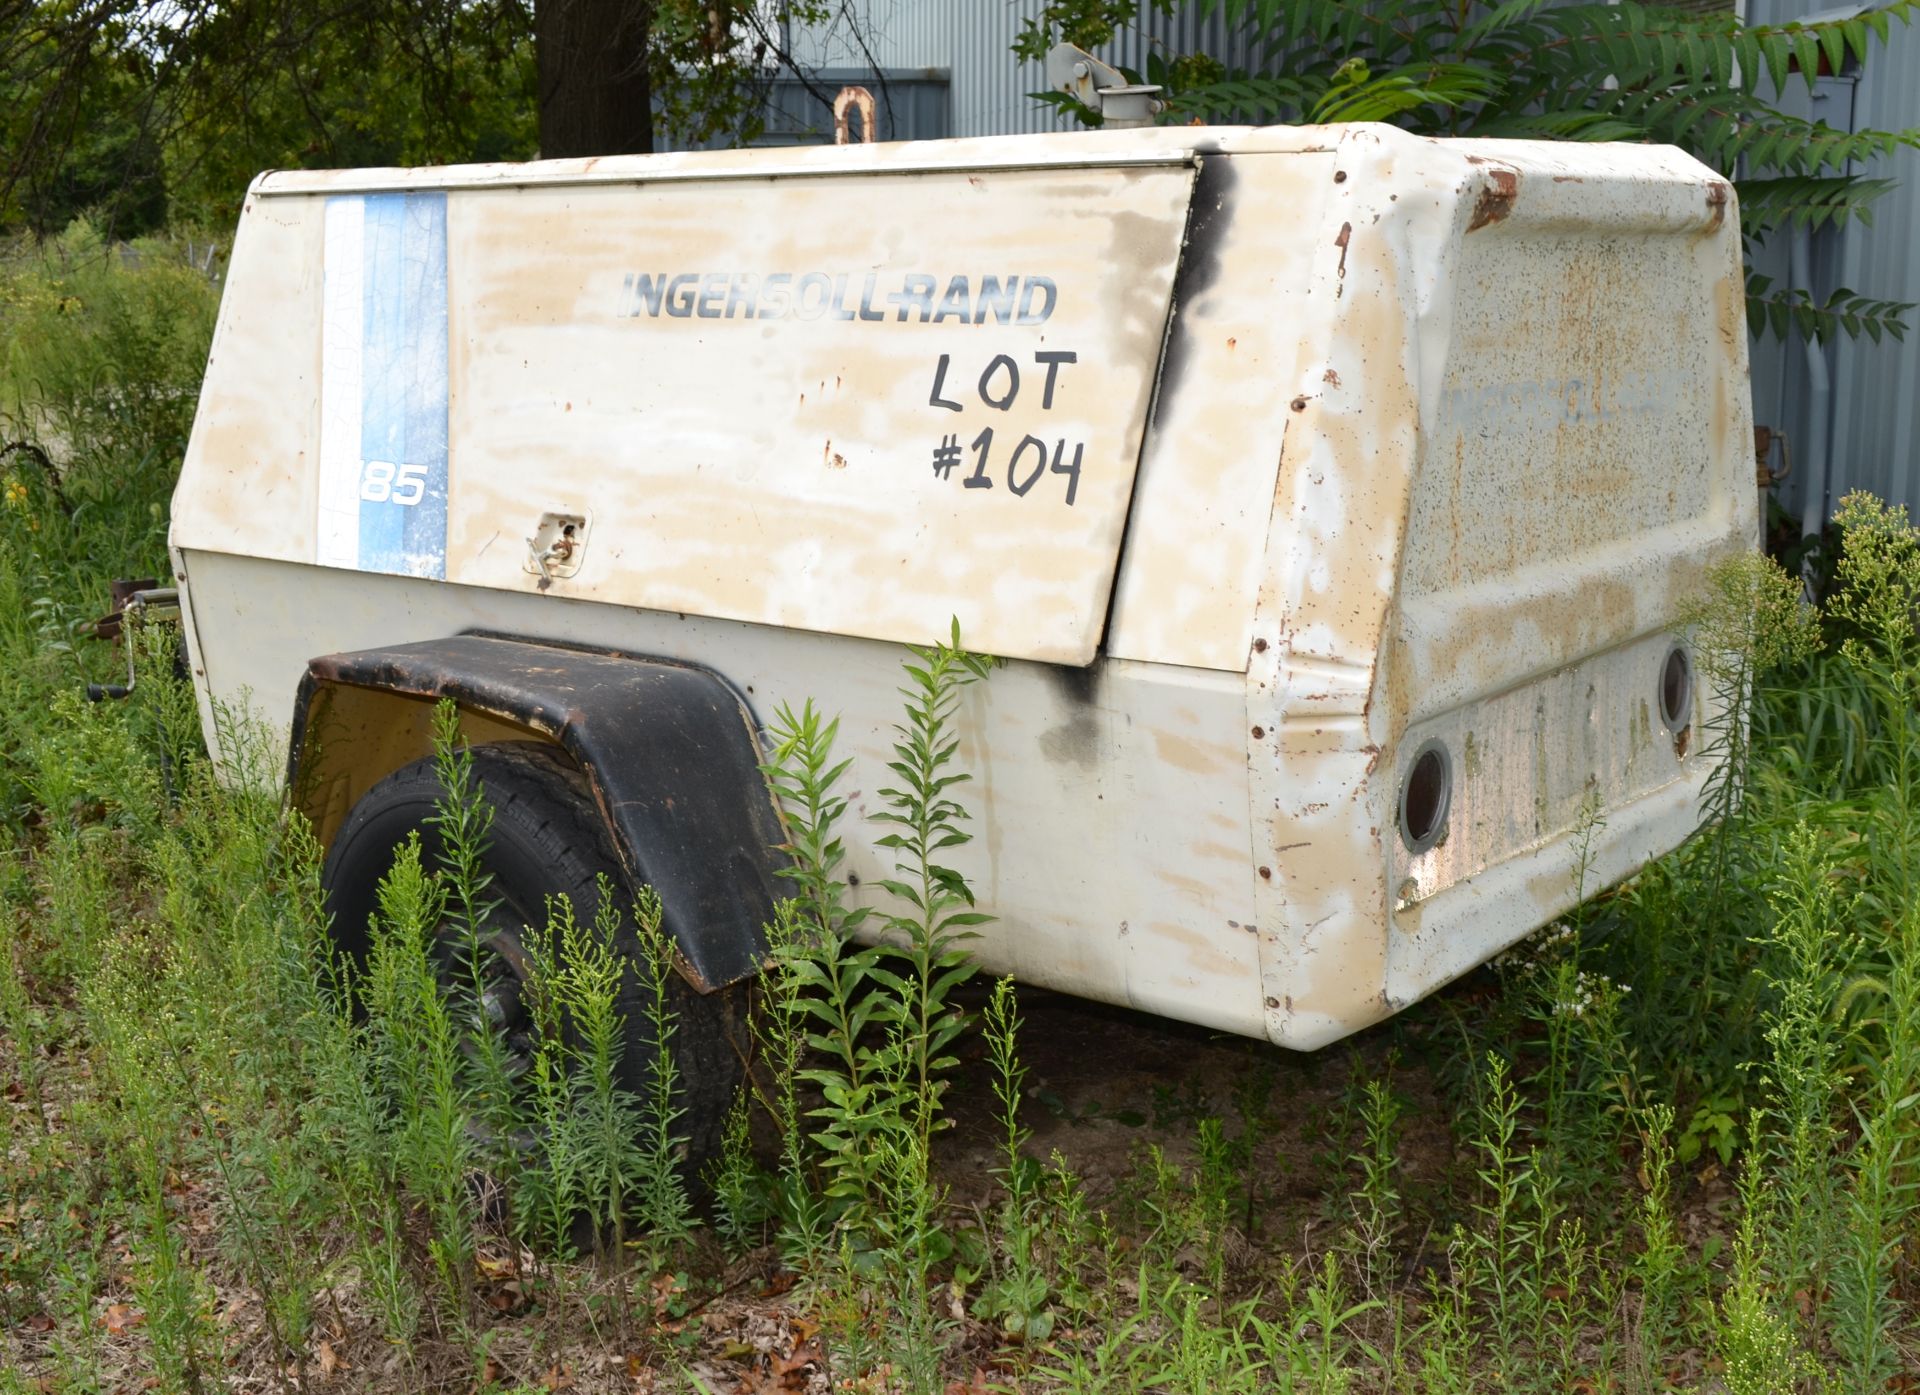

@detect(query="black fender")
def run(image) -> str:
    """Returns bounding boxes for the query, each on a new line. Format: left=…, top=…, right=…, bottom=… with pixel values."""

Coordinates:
left=290, top=632, right=784, bottom=991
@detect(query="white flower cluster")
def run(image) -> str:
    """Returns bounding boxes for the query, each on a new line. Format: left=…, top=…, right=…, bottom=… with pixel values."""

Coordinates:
left=1551, top=968, right=1632, bottom=1019
left=1492, top=920, right=1578, bottom=976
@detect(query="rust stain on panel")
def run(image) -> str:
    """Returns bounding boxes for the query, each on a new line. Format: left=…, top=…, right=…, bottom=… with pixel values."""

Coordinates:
left=1467, top=168, right=1519, bottom=230
left=1705, top=180, right=1731, bottom=231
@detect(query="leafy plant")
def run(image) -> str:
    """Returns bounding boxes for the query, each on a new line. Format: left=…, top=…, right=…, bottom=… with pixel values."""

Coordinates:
left=1456, top=1051, right=1529, bottom=1374
left=1756, top=825, right=1853, bottom=1302
left=758, top=703, right=894, bottom=1224
left=1678, top=1091, right=1744, bottom=1168
left=518, top=882, right=653, bottom=1275
left=973, top=976, right=1055, bottom=1342
left=1839, top=955, right=1920, bottom=1369
left=629, top=885, right=696, bottom=1261
left=1345, top=1075, right=1404, bottom=1307
left=1716, top=1152, right=1820, bottom=1394
left=1685, top=551, right=1821, bottom=899
left=747, top=898, right=830, bottom=1260
left=757, top=624, right=991, bottom=1222
left=1630, top=1104, right=1686, bottom=1383
left=359, top=830, right=479, bottom=1311
left=744, top=621, right=996, bottom=1383
left=428, top=702, right=526, bottom=1216
left=868, top=619, right=995, bottom=1152
left=0, top=223, right=217, bottom=480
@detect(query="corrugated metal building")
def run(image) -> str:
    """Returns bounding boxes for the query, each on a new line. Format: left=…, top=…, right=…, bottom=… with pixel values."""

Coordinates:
left=784, top=1, right=1261, bottom=137
left=773, top=1, right=1920, bottom=529
left=663, top=4, right=1257, bottom=147
left=1742, top=0, right=1920, bottom=534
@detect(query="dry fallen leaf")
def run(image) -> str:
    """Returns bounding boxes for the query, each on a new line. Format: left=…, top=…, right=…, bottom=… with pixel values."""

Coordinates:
left=315, top=1338, right=343, bottom=1377
left=99, top=1303, right=145, bottom=1334
left=476, top=1251, right=517, bottom=1281
left=770, top=1342, right=822, bottom=1391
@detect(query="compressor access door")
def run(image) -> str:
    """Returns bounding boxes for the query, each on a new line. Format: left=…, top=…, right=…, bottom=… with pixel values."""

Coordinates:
left=172, top=152, right=1202, bottom=666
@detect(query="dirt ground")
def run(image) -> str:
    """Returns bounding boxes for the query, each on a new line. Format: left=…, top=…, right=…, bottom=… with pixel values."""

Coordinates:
left=937, top=979, right=1454, bottom=1225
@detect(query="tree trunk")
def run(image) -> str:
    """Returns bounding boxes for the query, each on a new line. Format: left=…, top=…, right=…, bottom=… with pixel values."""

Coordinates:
left=535, top=0, right=654, bottom=158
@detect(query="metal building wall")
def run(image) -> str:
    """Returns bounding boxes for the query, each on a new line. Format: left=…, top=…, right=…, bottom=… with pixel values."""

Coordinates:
left=656, top=67, right=951, bottom=149
left=1743, top=0, right=1920, bottom=526
left=787, top=2, right=1264, bottom=137
left=787, top=1, right=1079, bottom=134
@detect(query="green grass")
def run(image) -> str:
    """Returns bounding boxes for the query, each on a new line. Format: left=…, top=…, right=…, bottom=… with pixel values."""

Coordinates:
left=3, top=231, right=1920, bottom=1393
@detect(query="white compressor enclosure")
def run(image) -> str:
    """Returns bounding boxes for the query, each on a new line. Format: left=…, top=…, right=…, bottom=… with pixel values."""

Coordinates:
left=171, top=123, right=1757, bottom=1049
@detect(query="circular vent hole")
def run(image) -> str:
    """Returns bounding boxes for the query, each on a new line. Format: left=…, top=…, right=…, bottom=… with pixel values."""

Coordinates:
left=1660, top=645, right=1694, bottom=734
left=1399, top=741, right=1452, bottom=856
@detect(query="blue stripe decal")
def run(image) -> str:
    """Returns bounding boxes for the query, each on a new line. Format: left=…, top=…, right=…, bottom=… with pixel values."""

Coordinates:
left=357, top=192, right=448, bottom=578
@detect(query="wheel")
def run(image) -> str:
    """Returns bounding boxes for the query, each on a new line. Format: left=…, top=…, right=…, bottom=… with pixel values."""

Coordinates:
left=319, top=740, right=740, bottom=1182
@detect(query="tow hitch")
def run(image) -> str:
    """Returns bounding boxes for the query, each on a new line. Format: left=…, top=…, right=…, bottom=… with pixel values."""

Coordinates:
left=83, top=580, right=181, bottom=702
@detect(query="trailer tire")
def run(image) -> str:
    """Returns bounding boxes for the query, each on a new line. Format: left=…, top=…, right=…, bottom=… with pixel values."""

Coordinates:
left=320, top=740, right=741, bottom=1193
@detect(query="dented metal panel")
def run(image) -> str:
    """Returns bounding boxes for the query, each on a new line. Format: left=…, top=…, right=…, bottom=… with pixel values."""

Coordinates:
left=438, top=169, right=1191, bottom=664
left=1106, top=152, right=1335, bottom=671
left=175, top=551, right=1269, bottom=1038
left=1241, top=128, right=1752, bottom=1048
left=176, top=155, right=1198, bottom=665
left=173, top=126, right=1757, bottom=1051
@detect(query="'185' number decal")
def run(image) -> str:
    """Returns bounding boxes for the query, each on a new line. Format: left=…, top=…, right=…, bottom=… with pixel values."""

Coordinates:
left=359, top=460, right=429, bottom=506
